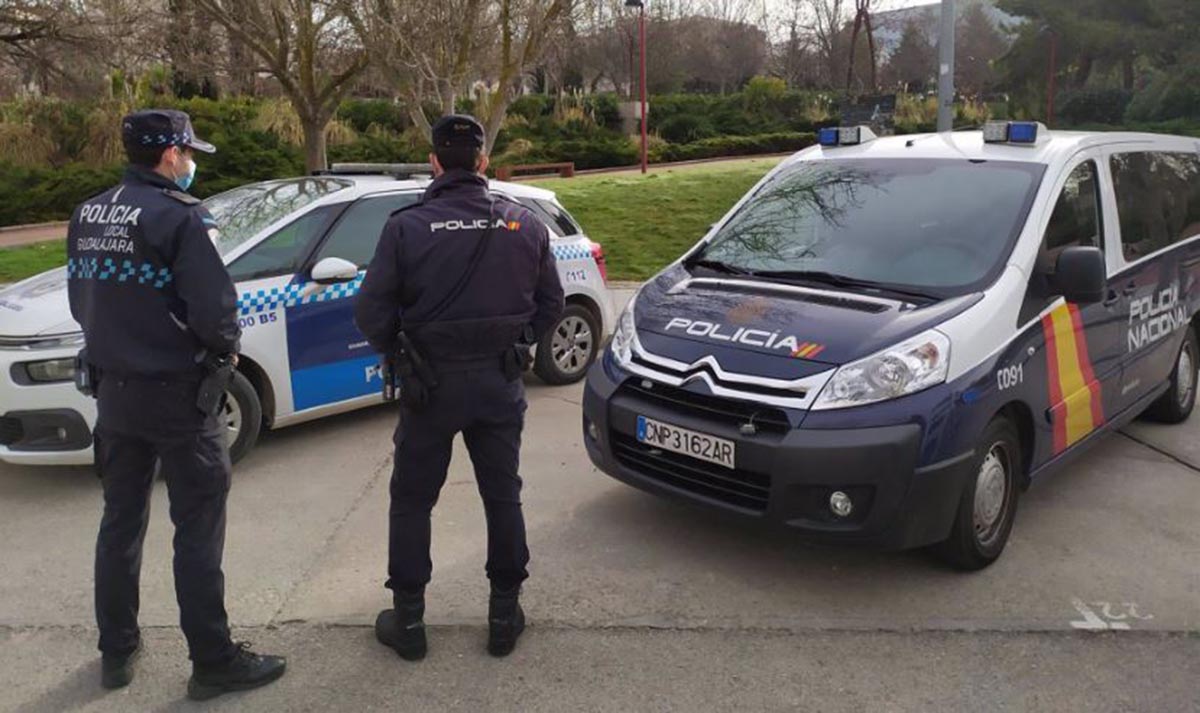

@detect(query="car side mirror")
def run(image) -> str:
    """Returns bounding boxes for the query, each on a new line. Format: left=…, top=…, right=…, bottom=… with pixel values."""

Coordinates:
left=311, top=256, right=358, bottom=284
left=1055, top=246, right=1106, bottom=304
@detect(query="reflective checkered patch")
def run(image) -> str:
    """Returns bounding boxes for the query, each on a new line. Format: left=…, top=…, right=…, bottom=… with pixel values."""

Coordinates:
left=67, top=257, right=173, bottom=289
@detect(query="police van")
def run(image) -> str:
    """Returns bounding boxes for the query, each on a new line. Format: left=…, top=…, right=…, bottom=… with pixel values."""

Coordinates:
left=0, top=165, right=612, bottom=466
left=583, top=123, right=1200, bottom=569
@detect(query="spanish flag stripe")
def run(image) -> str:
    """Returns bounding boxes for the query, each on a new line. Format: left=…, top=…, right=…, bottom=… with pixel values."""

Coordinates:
left=1041, top=313, right=1068, bottom=454
left=1042, top=303, right=1105, bottom=454
left=1067, top=304, right=1106, bottom=428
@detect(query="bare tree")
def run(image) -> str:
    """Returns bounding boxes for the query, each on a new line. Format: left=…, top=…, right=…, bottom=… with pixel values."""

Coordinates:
left=804, top=0, right=848, bottom=88
left=193, top=0, right=370, bottom=170
left=844, top=0, right=876, bottom=93
left=347, top=0, right=577, bottom=152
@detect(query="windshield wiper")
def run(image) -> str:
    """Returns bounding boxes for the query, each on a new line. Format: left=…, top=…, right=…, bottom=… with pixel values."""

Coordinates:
left=685, top=258, right=754, bottom=276
left=750, top=270, right=940, bottom=301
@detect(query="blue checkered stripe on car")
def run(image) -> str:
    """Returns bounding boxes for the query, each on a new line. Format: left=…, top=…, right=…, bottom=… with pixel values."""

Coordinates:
left=67, top=257, right=173, bottom=289
left=237, top=274, right=365, bottom=315
left=553, top=243, right=593, bottom=262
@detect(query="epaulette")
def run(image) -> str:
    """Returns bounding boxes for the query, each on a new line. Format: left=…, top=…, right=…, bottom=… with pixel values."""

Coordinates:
left=162, top=188, right=202, bottom=205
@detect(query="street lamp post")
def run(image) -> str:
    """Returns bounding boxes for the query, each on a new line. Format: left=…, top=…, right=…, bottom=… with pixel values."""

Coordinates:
left=626, top=0, right=647, bottom=173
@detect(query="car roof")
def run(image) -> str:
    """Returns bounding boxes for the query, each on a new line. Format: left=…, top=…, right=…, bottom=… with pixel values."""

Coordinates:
left=790, top=129, right=1200, bottom=167
left=300, top=174, right=557, bottom=207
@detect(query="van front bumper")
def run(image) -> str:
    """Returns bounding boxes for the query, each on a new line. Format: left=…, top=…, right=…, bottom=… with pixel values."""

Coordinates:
left=582, top=360, right=973, bottom=550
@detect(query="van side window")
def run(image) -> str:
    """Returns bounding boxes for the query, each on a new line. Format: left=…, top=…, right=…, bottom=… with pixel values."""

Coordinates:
left=1111, top=151, right=1200, bottom=262
left=1021, top=161, right=1103, bottom=323
left=1037, top=160, right=1103, bottom=275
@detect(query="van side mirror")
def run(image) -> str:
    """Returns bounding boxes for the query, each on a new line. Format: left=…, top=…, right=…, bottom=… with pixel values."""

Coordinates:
left=1055, top=246, right=1106, bottom=304
left=311, top=256, right=358, bottom=284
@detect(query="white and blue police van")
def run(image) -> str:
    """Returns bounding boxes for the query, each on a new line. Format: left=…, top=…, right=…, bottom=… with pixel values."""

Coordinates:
left=583, top=123, right=1200, bottom=569
left=0, top=164, right=613, bottom=466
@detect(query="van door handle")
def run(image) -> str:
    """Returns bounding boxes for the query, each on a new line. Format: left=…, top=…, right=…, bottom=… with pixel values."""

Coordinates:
left=1104, top=281, right=1136, bottom=306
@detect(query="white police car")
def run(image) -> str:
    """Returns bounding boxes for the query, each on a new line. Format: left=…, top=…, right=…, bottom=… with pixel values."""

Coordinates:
left=0, top=164, right=613, bottom=466
left=583, top=123, right=1200, bottom=569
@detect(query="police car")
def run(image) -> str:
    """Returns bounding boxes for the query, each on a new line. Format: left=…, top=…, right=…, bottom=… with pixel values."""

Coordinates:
left=583, top=123, right=1200, bottom=569
left=0, top=164, right=613, bottom=466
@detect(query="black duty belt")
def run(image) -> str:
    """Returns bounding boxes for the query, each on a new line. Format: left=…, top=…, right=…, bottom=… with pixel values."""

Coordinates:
left=436, top=355, right=505, bottom=374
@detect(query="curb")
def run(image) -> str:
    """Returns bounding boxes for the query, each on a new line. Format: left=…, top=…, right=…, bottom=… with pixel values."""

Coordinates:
left=508, top=152, right=792, bottom=182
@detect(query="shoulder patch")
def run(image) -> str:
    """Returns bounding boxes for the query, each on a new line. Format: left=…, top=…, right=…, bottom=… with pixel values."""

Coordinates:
left=162, top=189, right=202, bottom=205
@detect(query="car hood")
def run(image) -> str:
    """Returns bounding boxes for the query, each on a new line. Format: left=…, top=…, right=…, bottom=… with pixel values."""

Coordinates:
left=633, top=265, right=983, bottom=380
left=0, top=269, right=79, bottom=338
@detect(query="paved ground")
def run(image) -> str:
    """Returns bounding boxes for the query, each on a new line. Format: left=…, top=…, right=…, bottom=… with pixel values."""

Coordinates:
left=1, top=312, right=1198, bottom=709
left=0, top=223, right=66, bottom=249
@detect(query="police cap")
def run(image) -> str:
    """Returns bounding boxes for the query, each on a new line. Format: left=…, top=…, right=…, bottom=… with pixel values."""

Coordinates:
left=121, top=109, right=216, bottom=154
left=431, top=114, right=485, bottom=150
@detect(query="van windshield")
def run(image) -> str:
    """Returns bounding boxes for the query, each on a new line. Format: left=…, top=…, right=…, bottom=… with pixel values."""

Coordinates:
left=694, top=158, right=1045, bottom=297
left=203, top=177, right=352, bottom=258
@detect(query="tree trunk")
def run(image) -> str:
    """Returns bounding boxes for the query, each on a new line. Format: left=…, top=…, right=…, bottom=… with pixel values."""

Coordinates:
left=301, top=117, right=328, bottom=172
left=1122, top=56, right=1135, bottom=91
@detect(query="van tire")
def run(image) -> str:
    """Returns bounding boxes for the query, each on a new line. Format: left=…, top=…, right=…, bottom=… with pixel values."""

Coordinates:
left=534, top=304, right=600, bottom=385
left=937, top=416, right=1021, bottom=571
left=1143, top=327, right=1198, bottom=424
left=224, top=371, right=263, bottom=465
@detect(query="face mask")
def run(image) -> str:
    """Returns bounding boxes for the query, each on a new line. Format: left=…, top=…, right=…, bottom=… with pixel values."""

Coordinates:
left=175, top=154, right=196, bottom=192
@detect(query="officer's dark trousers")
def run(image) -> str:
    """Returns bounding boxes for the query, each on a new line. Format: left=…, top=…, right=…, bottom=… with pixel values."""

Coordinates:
left=93, top=376, right=236, bottom=665
left=388, top=368, right=529, bottom=593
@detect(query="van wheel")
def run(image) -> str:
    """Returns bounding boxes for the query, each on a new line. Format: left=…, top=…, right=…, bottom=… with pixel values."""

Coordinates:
left=534, top=304, right=600, bottom=385
left=223, top=371, right=263, bottom=465
left=938, top=416, right=1021, bottom=571
left=1143, top=327, right=1198, bottom=424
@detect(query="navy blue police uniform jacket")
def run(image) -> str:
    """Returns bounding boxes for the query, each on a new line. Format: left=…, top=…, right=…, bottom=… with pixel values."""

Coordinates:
left=354, top=169, right=565, bottom=361
left=66, top=166, right=241, bottom=378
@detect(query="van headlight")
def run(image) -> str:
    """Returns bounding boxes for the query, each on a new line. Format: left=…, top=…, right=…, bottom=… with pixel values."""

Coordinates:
left=812, top=330, right=950, bottom=410
left=610, top=295, right=638, bottom=368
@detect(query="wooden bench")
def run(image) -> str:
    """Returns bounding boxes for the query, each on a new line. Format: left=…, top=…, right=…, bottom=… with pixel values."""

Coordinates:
left=495, top=162, right=575, bottom=181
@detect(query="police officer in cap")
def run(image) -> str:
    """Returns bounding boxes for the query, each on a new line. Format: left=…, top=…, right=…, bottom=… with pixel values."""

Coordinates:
left=355, top=114, right=564, bottom=660
left=67, top=109, right=285, bottom=699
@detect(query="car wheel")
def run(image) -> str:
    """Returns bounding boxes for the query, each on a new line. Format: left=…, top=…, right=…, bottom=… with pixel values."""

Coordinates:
left=937, top=416, right=1021, bottom=571
left=223, top=371, right=263, bottom=465
left=1143, top=327, right=1198, bottom=424
left=534, top=303, right=600, bottom=385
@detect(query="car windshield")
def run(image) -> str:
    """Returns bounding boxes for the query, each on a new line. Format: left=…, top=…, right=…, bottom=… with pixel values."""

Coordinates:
left=203, top=178, right=352, bottom=257
left=694, top=158, right=1046, bottom=297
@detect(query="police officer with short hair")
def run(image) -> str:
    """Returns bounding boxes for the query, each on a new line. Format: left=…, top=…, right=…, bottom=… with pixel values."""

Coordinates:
left=355, top=114, right=565, bottom=660
left=67, top=109, right=285, bottom=699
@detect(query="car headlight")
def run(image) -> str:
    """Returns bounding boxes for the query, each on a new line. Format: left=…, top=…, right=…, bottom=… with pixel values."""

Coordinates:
left=24, top=357, right=77, bottom=383
left=610, top=294, right=638, bottom=368
left=813, top=330, right=950, bottom=410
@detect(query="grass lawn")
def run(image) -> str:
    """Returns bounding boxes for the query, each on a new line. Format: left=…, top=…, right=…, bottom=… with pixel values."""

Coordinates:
left=0, top=157, right=782, bottom=286
left=0, top=241, right=66, bottom=284
left=531, top=156, right=781, bottom=281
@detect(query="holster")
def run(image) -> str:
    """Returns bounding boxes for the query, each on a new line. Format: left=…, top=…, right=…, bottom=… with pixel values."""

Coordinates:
left=395, top=331, right=438, bottom=411
left=197, top=353, right=236, bottom=417
left=73, top=348, right=100, bottom=398
left=501, top=325, right=537, bottom=382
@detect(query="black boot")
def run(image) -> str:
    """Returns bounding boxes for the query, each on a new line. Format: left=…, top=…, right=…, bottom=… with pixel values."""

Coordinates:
left=487, top=585, right=525, bottom=658
left=187, top=642, right=287, bottom=701
left=376, top=588, right=427, bottom=661
left=100, top=642, right=142, bottom=690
